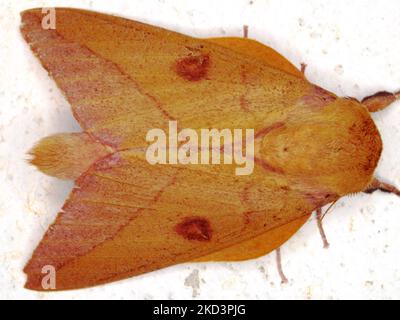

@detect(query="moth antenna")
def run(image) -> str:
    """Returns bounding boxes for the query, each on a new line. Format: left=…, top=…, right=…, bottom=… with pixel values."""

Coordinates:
left=275, top=248, right=288, bottom=284
left=363, top=178, right=400, bottom=197
left=316, top=208, right=330, bottom=249
left=243, top=25, right=248, bottom=39
left=362, top=91, right=400, bottom=113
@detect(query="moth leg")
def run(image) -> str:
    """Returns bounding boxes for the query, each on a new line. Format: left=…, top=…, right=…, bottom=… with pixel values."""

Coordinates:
left=362, top=91, right=400, bottom=113
left=363, top=178, right=400, bottom=197
left=301, top=63, right=307, bottom=75
left=275, top=248, right=288, bottom=284
left=243, top=25, right=249, bottom=38
left=316, top=208, right=330, bottom=249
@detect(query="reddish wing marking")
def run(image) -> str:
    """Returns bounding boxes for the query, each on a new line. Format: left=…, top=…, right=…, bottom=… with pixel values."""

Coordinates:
left=175, top=217, right=213, bottom=242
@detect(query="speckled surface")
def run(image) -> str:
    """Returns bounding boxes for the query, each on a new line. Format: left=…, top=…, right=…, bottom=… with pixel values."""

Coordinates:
left=0, top=0, right=399, bottom=299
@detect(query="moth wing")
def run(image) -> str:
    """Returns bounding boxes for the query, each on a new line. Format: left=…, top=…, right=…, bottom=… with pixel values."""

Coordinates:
left=195, top=215, right=309, bottom=262
left=196, top=37, right=307, bottom=262
left=21, top=9, right=169, bottom=149
left=20, top=8, right=309, bottom=150
left=24, top=151, right=312, bottom=290
left=206, top=37, right=304, bottom=78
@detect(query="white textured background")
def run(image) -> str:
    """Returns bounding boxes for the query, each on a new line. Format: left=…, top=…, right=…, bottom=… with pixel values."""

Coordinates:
left=0, top=0, right=399, bottom=300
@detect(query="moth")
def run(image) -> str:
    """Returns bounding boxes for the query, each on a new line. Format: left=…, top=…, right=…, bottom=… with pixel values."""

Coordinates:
left=21, top=8, right=399, bottom=291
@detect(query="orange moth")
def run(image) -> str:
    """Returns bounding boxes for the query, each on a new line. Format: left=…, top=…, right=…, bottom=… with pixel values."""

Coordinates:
left=21, top=8, right=400, bottom=291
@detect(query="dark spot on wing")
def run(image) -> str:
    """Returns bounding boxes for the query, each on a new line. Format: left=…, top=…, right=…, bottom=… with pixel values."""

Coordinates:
left=175, top=217, right=212, bottom=241
left=175, top=54, right=210, bottom=81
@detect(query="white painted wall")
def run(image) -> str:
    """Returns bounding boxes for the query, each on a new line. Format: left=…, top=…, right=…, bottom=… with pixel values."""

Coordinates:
left=0, top=0, right=399, bottom=299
